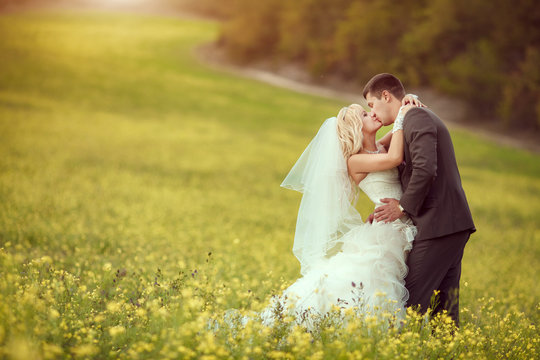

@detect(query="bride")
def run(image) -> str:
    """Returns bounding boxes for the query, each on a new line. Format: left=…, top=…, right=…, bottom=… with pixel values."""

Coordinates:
left=258, top=96, right=423, bottom=327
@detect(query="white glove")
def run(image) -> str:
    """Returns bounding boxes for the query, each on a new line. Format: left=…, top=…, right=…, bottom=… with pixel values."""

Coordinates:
left=392, top=106, right=407, bottom=133
left=394, top=94, right=420, bottom=132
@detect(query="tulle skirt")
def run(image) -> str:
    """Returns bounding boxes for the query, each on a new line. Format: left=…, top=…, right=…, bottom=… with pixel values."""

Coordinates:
left=260, top=217, right=416, bottom=326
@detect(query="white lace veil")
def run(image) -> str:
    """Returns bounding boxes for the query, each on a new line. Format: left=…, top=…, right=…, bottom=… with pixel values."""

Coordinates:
left=281, top=117, right=363, bottom=275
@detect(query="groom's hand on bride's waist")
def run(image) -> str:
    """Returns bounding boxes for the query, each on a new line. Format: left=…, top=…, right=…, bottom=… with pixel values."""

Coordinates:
left=374, top=198, right=403, bottom=223
left=366, top=212, right=375, bottom=224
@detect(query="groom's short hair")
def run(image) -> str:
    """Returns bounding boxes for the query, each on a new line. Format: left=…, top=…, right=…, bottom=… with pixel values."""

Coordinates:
left=363, top=73, right=406, bottom=100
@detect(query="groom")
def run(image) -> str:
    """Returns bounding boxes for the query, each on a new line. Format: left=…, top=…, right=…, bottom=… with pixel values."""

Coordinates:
left=363, top=73, right=475, bottom=326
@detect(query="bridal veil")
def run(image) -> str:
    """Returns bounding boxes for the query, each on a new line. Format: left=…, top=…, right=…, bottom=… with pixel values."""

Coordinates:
left=281, top=117, right=363, bottom=275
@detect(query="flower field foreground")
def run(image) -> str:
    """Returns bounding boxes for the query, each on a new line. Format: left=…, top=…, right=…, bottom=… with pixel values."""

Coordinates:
left=0, top=10, right=539, bottom=359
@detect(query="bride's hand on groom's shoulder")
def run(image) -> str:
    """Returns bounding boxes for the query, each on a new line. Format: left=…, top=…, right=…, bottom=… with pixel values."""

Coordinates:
left=402, top=94, right=426, bottom=108
left=400, top=104, right=417, bottom=115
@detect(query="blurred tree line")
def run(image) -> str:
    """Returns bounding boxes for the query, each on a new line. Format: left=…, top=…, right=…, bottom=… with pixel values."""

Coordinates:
left=2, top=0, right=538, bottom=130
left=0, top=0, right=36, bottom=10
left=193, top=0, right=540, bottom=131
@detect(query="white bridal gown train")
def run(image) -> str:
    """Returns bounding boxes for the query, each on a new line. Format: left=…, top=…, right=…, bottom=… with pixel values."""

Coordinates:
left=259, top=168, right=416, bottom=326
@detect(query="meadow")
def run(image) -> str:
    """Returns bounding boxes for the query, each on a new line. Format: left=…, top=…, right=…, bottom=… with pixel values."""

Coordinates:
left=0, top=9, right=538, bottom=359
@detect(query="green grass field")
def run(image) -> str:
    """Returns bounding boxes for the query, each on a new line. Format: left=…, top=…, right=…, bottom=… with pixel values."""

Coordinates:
left=0, top=10, right=538, bottom=359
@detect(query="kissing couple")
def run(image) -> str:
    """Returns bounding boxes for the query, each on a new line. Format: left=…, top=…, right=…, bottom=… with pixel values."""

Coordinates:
left=259, top=73, right=476, bottom=328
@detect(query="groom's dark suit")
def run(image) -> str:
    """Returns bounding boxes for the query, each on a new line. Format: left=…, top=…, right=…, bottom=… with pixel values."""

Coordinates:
left=399, top=107, right=475, bottom=326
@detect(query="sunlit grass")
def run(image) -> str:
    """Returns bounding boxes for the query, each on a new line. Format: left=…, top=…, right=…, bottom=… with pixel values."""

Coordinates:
left=0, top=9, right=538, bottom=359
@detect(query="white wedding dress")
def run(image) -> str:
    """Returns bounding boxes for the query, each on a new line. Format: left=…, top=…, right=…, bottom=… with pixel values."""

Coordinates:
left=259, top=168, right=416, bottom=326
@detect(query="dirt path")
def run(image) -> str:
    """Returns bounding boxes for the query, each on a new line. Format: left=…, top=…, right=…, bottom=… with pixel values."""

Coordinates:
left=198, top=44, right=540, bottom=154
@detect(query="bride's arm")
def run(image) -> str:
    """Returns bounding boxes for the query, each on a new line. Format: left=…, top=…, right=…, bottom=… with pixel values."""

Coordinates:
left=348, top=104, right=416, bottom=175
left=348, top=131, right=404, bottom=174
left=376, top=131, right=393, bottom=151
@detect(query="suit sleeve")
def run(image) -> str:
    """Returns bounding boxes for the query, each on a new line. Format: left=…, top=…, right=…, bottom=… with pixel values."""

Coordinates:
left=399, top=108, right=437, bottom=216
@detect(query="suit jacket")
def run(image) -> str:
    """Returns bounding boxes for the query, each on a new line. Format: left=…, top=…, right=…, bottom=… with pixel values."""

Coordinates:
left=399, top=108, right=475, bottom=241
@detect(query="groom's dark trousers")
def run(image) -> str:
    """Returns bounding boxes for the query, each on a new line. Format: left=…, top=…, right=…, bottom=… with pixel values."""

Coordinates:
left=399, top=108, right=475, bottom=326
left=404, top=230, right=470, bottom=326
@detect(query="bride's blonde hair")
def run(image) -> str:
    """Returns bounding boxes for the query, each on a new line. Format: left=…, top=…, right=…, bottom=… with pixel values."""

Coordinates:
left=336, top=104, right=365, bottom=159
left=336, top=104, right=365, bottom=200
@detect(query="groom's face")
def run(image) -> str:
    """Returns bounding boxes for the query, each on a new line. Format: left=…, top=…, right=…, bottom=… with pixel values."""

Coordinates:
left=366, top=91, right=394, bottom=126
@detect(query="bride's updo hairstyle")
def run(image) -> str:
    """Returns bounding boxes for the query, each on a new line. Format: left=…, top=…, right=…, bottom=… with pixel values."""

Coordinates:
left=336, top=104, right=365, bottom=159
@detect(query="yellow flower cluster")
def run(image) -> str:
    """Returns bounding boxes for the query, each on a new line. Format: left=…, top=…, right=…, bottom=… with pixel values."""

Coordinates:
left=0, top=246, right=537, bottom=359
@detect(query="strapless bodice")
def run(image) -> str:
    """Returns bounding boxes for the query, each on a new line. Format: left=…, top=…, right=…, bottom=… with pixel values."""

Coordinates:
left=358, top=168, right=403, bottom=208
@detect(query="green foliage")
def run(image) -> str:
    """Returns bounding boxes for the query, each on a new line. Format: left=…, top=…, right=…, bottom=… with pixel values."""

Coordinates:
left=0, top=10, right=539, bottom=359
left=499, top=46, right=540, bottom=128
left=0, top=0, right=32, bottom=10
left=219, top=0, right=283, bottom=63
left=217, top=0, right=540, bottom=131
left=277, top=0, right=353, bottom=74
